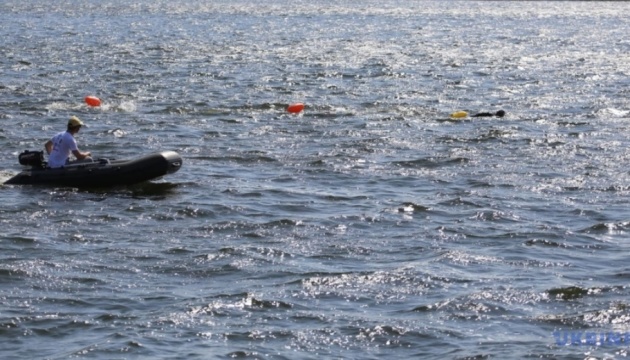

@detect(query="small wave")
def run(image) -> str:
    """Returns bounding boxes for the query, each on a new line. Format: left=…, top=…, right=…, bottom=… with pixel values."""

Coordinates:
left=261, top=219, right=303, bottom=228
left=1, top=235, right=37, bottom=244
left=538, top=299, right=630, bottom=327
left=393, top=157, right=469, bottom=169
left=319, top=194, right=369, bottom=202
left=437, top=197, right=481, bottom=207
left=189, top=293, right=293, bottom=319
left=67, top=276, right=105, bottom=285
left=397, top=202, right=430, bottom=213
left=468, top=129, right=517, bottom=143
left=580, top=221, right=630, bottom=234
left=524, top=238, right=568, bottom=248
left=301, top=269, right=437, bottom=302
left=547, top=286, right=591, bottom=300
left=221, top=188, right=264, bottom=198
left=219, top=155, right=278, bottom=164
left=411, top=298, right=508, bottom=317
left=0, top=267, right=29, bottom=278
left=596, top=108, right=630, bottom=118
left=129, top=181, right=180, bottom=196
left=164, top=247, right=195, bottom=255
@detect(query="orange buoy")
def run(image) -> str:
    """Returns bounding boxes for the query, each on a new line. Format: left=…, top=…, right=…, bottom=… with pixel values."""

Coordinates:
left=287, top=103, right=304, bottom=114
left=85, top=96, right=101, bottom=107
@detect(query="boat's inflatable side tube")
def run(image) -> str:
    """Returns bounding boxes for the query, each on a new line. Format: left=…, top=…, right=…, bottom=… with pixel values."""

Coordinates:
left=161, top=150, right=183, bottom=174
left=4, top=151, right=183, bottom=187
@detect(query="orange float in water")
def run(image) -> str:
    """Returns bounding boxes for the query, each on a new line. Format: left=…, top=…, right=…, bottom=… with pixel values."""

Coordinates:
left=287, top=103, right=304, bottom=114
left=85, top=96, right=101, bottom=107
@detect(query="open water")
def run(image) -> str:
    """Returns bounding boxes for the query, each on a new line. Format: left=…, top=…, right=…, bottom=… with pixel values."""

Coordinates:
left=1, top=1, right=630, bottom=359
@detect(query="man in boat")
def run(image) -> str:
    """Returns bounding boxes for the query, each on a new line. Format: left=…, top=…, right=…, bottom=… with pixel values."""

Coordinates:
left=44, top=116, right=92, bottom=168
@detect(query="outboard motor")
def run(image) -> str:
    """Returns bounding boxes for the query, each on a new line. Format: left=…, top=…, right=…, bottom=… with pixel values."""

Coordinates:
left=18, top=150, right=45, bottom=168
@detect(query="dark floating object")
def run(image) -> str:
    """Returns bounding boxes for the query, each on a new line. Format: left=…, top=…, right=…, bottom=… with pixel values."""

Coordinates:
left=449, top=110, right=506, bottom=119
left=472, top=110, right=506, bottom=118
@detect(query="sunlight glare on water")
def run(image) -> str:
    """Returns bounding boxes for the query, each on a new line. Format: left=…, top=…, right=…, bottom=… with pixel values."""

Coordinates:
left=1, top=1, right=630, bottom=359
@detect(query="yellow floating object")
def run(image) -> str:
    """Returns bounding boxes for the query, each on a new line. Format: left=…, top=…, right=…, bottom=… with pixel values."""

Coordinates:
left=450, top=111, right=468, bottom=119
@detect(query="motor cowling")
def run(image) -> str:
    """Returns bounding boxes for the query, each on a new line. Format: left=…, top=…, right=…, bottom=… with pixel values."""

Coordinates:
left=18, top=150, right=44, bottom=168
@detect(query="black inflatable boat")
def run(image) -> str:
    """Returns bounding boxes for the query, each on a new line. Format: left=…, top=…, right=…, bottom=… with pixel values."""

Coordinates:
left=4, top=150, right=182, bottom=187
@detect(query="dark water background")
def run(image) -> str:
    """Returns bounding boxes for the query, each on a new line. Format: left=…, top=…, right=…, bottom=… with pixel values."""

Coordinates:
left=1, top=1, right=630, bottom=359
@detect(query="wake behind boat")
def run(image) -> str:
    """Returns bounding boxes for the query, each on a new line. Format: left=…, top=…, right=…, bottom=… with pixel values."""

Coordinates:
left=4, top=150, right=182, bottom=188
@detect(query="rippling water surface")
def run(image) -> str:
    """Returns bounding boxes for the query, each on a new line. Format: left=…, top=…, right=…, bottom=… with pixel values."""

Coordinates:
left=2, top=1, right=630, bottom=359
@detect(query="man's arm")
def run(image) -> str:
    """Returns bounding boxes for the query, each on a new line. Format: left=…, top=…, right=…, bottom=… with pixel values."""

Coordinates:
left=72, top=149, right=92, bottom=160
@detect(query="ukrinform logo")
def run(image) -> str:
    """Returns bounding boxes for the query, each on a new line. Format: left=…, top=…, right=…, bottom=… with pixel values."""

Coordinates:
left=553, top=331, right=630, bottom=346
